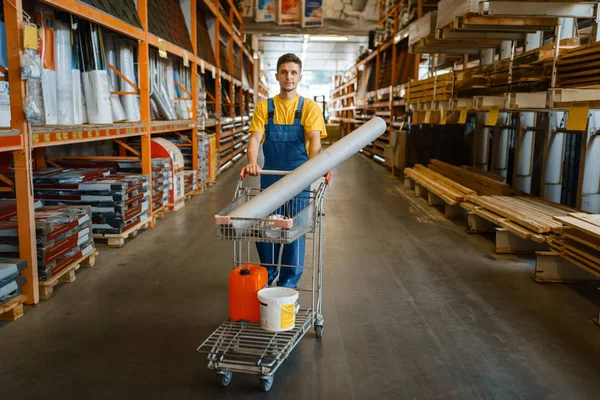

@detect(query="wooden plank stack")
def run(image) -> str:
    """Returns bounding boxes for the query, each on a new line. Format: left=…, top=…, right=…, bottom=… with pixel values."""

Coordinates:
left=407, top=73, right=454, bottom=104
left=435, top=0, right=479, bottom=31
left=404, top=164, right=476, bottom=206
left=454, top=39, right=579, bottom=97
left=467, top=195, right=575, bottom=242
left=556, top=41, right=600, bottom=88
left=554, top=213, right=600, bottom=277
left=428, top=159, right=516, bottom=196
left=408, top=12, right=437, bottom=47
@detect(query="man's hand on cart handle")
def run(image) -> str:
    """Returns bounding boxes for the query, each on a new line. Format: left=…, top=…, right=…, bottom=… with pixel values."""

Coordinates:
left=243, top=164, right=261, bottom=178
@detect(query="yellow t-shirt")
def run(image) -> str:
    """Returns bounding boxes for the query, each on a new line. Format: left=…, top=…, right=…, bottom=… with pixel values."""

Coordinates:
left=249, top=95, right=327, bottom=149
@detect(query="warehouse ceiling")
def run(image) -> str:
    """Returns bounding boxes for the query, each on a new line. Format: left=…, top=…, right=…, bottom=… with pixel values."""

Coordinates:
left=258, top=35, right=368, bottom=73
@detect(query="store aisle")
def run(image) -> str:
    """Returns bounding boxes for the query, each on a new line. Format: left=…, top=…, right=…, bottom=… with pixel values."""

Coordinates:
left=1, top=155, right=600, bottom=399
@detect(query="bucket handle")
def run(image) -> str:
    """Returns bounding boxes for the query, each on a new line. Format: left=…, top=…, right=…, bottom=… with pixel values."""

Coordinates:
left=278, top=302, right=300, bottom=316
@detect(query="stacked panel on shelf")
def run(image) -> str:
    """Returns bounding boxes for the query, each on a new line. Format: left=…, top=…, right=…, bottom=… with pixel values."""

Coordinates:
left=0, top=200, right=95, bottom=282
left=150, top=158, right=171, bottom=212
left=51, top=158, right=171, bottom=213
left=0, top=258, right=28, bottom=303
left=29, top=169, right=150, bottom=236
left=33, top=205, right=95, bottom=280
left=183, top=170, right=197, bottom=195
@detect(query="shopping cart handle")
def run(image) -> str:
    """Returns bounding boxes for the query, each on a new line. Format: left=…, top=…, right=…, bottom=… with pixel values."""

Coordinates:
left=240, top=168, right=291, bottom=180
left=241, top=168, right=331, bottom=183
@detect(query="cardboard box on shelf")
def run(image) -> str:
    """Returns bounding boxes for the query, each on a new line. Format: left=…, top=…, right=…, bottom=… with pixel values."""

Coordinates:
left=301, top=0, right=324, bottom=27
left=256, top=0, right=278, bottom=22
left=278, top=0, right=301, bottom=25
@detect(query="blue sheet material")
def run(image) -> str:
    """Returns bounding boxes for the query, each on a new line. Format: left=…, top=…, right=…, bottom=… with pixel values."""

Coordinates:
left=0, top=275, right=26, bottom=303
left=0, top=258, right=27, bottom=281
left=0, top=258, right=28, bottom=303
left=0, top=21, right=8, bottom=68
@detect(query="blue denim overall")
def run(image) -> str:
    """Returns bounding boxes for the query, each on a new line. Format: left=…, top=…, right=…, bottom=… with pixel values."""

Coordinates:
left=256, top=96, right=310, bottom=288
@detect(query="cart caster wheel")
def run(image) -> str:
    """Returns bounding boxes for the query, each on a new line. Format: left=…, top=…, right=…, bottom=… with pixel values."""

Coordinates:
left=259, top=375, right=274, bottom=392
left=315, top=325, right=323, bottom=339
left=216, top=371, right=232, bottom=387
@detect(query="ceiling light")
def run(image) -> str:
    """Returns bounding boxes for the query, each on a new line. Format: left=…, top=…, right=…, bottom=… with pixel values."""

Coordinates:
left=309, top=36, right=348, bottom=42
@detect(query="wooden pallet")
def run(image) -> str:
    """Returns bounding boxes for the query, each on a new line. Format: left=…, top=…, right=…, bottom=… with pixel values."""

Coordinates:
left=0, top=294, right=28, bottom=321
left=168, top=198, right=186, bottom=212
left=93, top=217, right=151, bottom=248
left=38, top=250, right=98, bottom=300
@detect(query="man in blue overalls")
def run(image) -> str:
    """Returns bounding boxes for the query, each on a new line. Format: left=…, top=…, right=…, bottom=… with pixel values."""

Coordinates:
left=245, top=53, right=327, bottom=288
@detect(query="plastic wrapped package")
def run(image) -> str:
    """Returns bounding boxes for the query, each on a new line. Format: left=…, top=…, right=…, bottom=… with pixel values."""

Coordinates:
left=104, top=35, right=126, bottom=122
left=24, top=81, right=44, bottom=124
left=118, top=39, right=140, bottom=122
left=21, top=49, right=43, bottom=80
left=83, top=70, right=113, bottom=123
left=54, top=18, right=74, bottom=125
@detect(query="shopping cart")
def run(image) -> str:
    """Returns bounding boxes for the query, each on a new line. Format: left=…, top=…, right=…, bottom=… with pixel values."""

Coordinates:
left=197, top=169, right=330, bottom=392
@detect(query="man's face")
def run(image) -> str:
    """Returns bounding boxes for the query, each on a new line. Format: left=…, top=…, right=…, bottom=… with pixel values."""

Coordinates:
left=275, top=62, right=302, bottom=92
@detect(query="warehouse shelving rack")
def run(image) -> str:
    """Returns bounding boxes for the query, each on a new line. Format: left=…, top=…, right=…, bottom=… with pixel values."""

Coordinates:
left=2, top=0, right=261, bottom=305
left=328, top=0, right=423, bottom=167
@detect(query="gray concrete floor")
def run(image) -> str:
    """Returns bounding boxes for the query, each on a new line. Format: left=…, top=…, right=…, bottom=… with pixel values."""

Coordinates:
left=1, top=154, right=600, bottom=399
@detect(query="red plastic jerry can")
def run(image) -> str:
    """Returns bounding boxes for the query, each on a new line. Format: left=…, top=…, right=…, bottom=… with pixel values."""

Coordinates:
left=229, top=265, right=268, bottom=322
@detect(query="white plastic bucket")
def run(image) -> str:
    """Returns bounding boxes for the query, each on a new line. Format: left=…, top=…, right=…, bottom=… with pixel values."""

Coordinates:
left=257, top=287, right=299, bottom=332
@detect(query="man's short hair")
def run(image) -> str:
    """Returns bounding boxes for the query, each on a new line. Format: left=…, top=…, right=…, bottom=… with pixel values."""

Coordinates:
left=277, top=53, right=302, bottom=72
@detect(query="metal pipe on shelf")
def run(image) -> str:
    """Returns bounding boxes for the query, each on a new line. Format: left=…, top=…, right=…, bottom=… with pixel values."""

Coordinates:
left=581, top=111, right=600, bottom=213
left=514, top=112, right=536, bottom=193
left=474, top=112, right=490, bottom=171
left=543, top=112, right=566, bottom=203
left=474, top=49, right=495, bottom=171
left=491, top=113, right=510, bottom=180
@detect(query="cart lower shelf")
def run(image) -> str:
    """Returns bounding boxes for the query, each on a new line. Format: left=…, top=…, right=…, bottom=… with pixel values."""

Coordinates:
left=197, top=309, right=315, bottom=377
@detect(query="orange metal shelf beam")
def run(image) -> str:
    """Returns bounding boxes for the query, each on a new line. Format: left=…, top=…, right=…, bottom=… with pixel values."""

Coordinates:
left=40, top=0, right=144, bottom=40
left=31, top=124, right=146, bottom=148
left=0, top=132, right=23, bottom=152
left=150, top=120, right=196, bottom=134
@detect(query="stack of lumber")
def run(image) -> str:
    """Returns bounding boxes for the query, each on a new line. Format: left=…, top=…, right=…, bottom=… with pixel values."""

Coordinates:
left=454, top=39, right=580, bottom=97
left=408, top=11, right=437, bottom=47
left=466, top=195, right=575, bottom=242
left=407, top=73, right=454, bottom=104
left=435, top=0, right=479, bottom=30
left=461, top=165, right=506, bottom=183
left=428, top=159, right=516, bottom=196
left=554, top=213, right=600, bottom=277
left=405, top=164, right=476, bottom=205
left=556, top=41, right=600, bottom=88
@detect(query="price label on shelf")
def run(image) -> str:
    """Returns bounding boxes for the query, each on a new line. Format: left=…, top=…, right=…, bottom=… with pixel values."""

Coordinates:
left=458, top=107, right=468, bottom=124
left=485, top=107, right=500, bottom=126
left=200, top=60, right=205, bottom=74
left=23, top=24, right=38, bottom=50
left=567, top=105, right=589, bottom=131
left=183, top=51, right=189, bottom=67
left=212, top=66, right=216, bottom=79
left=158, top=39, right=167, bottom=59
